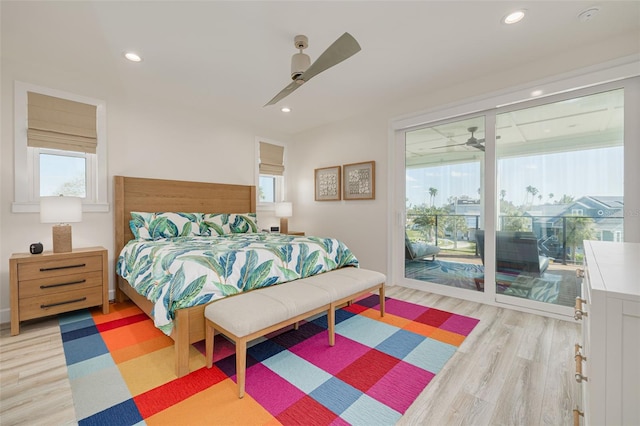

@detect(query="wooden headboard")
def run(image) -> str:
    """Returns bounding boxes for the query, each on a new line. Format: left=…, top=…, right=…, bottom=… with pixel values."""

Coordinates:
left=114, top=175, right=256, bottom=258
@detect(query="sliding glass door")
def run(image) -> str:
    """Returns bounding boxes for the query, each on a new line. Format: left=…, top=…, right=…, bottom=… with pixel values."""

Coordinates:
left=395, top=75, right=637, bottom=316
left=404, top=116, right=486, bottom=294
left=495, top=89, right=624, bottom=308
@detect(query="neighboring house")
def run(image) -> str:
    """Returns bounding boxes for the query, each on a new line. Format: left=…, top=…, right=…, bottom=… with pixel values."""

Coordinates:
left=525, top=196, right=624, bottom=258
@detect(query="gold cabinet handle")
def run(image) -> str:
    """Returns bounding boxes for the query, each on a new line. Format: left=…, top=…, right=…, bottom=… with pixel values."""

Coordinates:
left=575, top=353, right=588, bottom=383
left=574, top=297, right=587, bottom=321
left=573, top=407, right=584, bottom=426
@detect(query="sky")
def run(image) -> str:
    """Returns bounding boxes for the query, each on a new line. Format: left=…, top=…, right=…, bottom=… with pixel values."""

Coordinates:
left=40, top=153, right=86, bottom=196
left=406, top=146, right=624, bottom=208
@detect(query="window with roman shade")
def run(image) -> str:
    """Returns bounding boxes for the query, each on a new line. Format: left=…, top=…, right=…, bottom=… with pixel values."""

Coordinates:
left=13, top=81, right=107, bottom=213
left=259, top=141, right=285, bottom=176
left=27, top=92, right=97, bottom=154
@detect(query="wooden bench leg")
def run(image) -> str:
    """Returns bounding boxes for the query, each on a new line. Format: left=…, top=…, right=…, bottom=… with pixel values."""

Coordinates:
left=236, top=338, right=247, bottom=398
left=379, top=285, right=385, bottom=317
left=328, top=307, right=335, bottom=346
left=205, top=320, right=214, bottom=368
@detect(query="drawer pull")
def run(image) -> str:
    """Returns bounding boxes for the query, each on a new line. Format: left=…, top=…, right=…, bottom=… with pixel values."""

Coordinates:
left=574, top=297, right=587, bottom=321
left=574, top=343, right=586, bottom=360
left=576, top=268, right=585, bottom=278
left=40, top=279, right=86, bottom=289
left=573, top=407, right=584, bottom=426
left=40, top=297, right=87, bottom=309
left=39, top=263, right=86, bottom=272
left=575, top=353, right=588, bottom=383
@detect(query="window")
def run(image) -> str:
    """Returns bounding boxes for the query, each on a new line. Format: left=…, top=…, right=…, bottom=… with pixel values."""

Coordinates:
left=13, top=81, right=107, bottom=212
left=257, top=139, right=286, bottom=208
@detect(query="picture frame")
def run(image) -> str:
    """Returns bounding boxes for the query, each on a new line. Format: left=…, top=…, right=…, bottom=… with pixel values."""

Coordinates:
left=343, top=161, right=375, bottom=200
left=314, top=166, right=341, bottom=201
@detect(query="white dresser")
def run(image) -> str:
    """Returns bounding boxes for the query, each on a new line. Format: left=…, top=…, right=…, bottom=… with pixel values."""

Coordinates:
left=575, top=241, right=640, bottom=425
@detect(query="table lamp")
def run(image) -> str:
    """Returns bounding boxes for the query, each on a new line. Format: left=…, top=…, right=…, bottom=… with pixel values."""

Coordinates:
left=40, top=196, right=82, bottom=253
left=275, top=202, right=293, bottom=235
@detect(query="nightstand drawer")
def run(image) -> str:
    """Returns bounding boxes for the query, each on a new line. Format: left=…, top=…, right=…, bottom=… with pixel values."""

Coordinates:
left=19, top=270, right=103, bottom=298
left=18, top=286, right=104, bottom=321
left=17, top=255, right=103, bottom=281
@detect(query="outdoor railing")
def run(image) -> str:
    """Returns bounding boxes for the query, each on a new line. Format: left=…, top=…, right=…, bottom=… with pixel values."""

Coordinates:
left=406, top=213, right=623, bottom=265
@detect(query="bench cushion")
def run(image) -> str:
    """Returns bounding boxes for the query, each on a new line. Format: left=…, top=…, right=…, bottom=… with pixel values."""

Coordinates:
left=204, top=281, right=331, bottom=337
left=302, top=268, right=386, bottom=301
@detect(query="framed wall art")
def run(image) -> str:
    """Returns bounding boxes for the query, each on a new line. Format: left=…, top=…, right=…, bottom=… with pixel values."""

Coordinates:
left=314, top=166, right=341, bottom=201
left=343, top=161, right=375, bottom=200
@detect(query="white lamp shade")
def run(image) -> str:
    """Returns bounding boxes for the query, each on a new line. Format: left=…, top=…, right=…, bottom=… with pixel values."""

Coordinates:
left=275, top=202, right=293, bottom=218
left=40, top=196, right=83, bottom=223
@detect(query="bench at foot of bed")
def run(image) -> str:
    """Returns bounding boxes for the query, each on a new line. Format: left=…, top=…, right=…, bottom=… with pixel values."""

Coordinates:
left=204, top=267, right=386, bottom=398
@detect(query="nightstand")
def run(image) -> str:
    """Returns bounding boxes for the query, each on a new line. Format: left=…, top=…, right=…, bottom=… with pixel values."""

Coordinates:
left=9, top=246, right=109, bottom=335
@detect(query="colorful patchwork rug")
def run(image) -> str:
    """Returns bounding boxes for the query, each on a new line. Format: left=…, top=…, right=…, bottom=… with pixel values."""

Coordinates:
left=60, top=295, right=479, bottom=425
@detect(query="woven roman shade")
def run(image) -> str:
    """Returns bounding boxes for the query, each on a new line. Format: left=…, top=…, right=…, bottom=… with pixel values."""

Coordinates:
left=27, top=92, right=97, bottom=154
left=259, top=142, right=285, bottom=176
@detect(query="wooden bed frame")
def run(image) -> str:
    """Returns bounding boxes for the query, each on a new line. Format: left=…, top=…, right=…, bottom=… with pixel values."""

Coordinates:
left=114, top=175, right=256, bottom=377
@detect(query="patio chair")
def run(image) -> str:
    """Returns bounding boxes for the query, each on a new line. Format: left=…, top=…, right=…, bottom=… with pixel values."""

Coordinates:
left=405, top=232, right=441, bottom=261
left=475, top=230, right=549, bottom=276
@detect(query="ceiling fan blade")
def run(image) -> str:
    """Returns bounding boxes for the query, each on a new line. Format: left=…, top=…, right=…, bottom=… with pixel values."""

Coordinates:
left=431, top=142, right=467, bottom=149
left=300, top=32, right=361, bottom=82
left=264, top=80, right=302, bottom=106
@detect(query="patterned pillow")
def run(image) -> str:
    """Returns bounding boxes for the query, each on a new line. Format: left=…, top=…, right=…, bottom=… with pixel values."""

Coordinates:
left=201, top=213, right=258, bottom=235
left=228, top=213, right=258, bottom=234
left=130, top=212, right=204, bottom=240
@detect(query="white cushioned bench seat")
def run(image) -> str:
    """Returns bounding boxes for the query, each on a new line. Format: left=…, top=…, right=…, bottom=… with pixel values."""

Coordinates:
left=205, top=267, right=385, bottom=398
left=301, top=267, right=386, bottom=302
left=205, top=281, right=332, bottom=338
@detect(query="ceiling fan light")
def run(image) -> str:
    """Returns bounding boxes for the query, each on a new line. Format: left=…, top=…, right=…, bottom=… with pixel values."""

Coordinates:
left=503, top=10, right=526, bottom=25
left=281, top=107, right=291, bottom=113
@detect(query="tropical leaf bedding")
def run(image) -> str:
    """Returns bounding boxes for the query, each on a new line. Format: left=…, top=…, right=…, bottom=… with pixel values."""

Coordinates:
left=116, top=233, right=359, bottom=334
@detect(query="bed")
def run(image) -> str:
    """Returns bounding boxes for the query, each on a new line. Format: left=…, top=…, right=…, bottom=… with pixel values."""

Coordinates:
left=114, top=175, right=359, bottom=377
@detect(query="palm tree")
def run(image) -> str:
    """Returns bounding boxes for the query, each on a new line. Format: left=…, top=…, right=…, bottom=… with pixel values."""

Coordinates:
left=557, top=194, right=575, bottom=204
left=525, top=185, right=538, bottom=205
left=548, top=193, right=554, bottom=202
left=525, top=185, right=539, bottom=206
left=428, top=187, right=438, bottom=207
left=531, top=187, right=539, bottom=204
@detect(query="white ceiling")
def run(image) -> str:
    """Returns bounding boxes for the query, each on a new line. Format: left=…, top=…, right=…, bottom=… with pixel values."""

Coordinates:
left=2, top=1, right=639, bottom=135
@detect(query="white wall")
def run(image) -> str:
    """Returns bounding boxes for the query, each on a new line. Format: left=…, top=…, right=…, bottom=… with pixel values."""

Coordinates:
left=0, top=59, right=290, bottom=321
left=287, top=113, right=390, bottom=272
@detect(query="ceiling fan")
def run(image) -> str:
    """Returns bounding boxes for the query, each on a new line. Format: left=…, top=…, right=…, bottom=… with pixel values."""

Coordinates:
left=264, top=32, right=361, bottom=106
left=432, top=126, right=486, bottom=151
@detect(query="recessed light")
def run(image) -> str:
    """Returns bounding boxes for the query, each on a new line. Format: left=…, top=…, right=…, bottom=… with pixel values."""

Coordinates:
left=531, top=90, right=543, bottom=97
left=281, top=107, right=291, bottom=113
left=503, top=10, right=526, bottom=25
left=124, top=52, right=142, bottom=62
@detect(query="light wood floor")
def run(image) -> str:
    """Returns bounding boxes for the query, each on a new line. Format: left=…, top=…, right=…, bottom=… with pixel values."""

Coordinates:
left=0, top=286, right=579, bottom=425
